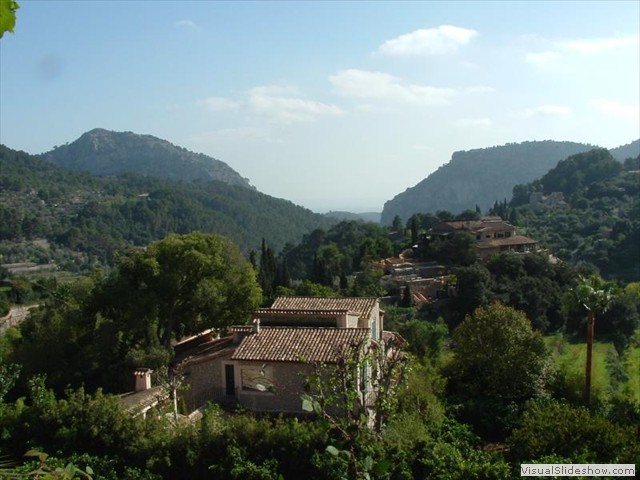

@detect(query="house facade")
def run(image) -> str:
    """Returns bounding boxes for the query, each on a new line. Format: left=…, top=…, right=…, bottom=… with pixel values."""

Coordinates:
left=175, top=296, right=393, bottom=415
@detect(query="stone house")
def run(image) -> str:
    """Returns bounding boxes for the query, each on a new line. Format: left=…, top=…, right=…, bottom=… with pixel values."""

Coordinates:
left=174, top=296, right=397, bottom=415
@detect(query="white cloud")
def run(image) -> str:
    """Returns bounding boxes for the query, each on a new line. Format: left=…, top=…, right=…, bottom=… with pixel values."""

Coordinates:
left=517, top=105, right=573, bottom=118
left=197, top=85, right=344, bottom=124
left=591, top=98, right=639, bottom=123
left=560, top=35, right=639, bottom=54
left=247, top=85, right=344, bottom=123
left=329, top=69, right=456, bottom=106
left=175, top=19, right=200, bottom=31
left=525, top=51, right=562, bottom=65
left=451, top=118, right=492, bottom=127
left=191, top=126, right=270, bottom=143
left=526, top=34, right=639, bottom=66
left=329, top=69, right=492, bottom=107
left=376, top=25, right=478, bottom=56
left=462, top=86, right=496, bottom=95
left=199, top=97, right=240, bottom=112
left=248, top=85, right=301, bottom=97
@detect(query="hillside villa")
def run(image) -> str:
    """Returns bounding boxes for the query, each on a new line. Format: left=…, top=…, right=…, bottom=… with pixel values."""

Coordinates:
left=129, top=296, right=404, bottom=417
left=428, top=216, right=538, bottom=260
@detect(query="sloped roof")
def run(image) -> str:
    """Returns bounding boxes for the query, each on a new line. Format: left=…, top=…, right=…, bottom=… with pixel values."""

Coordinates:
left=231, top=327, right=370, bottom=363
left=119, top=386, right=166, bottom=412
left=433, top=217, right=514, bottom=234
left=270, top=296, right=377, bottom=319
left=254, top=308, right=351, bottom=317
left=476, top=236, right=538, bottom=248
left=174, top=337, right=234, bottom=365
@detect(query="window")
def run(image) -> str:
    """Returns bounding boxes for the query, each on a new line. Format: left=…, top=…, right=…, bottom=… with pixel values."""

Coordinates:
left=241, top=366, right=274, bottom=392
left=360, top=364, right=370, bottom=395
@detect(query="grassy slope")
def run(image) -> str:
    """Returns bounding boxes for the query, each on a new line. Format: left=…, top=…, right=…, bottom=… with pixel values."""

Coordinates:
left=623, top=346, right=640, bottom=403
left=546, top=332, right=640, bottom=403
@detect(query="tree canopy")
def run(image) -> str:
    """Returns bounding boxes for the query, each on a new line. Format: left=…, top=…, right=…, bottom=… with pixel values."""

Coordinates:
left=97, top=232, right=262, bottom=348
left=450, top=302, right=553, bottom=401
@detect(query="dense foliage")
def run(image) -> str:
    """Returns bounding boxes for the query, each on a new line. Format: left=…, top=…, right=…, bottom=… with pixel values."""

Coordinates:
left=6, top=233, right=261, bottom=394
left=449, top=302, right=554, bottom=401
left=0, top=145, right=333, bottom=269
left=507, top=149, right=640, bottom=281
left=382, top=140, right=606, bottom=224
left=1, top=142, right=639, bottom=478
left=43, top=128, right=252, bottom=188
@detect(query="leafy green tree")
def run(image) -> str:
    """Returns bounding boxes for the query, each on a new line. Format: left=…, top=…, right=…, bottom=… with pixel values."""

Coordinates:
left=449, top=302, right=553, bottom=401
left=391, top=215, right=403, bottom=231
left=278, top=280, right=338, bottom=298
left=455, top=209, right=480, bottom=221
left=9, top=276, right=32, bottom=304
left=539, top=148, right=622, bottom=197
left=409, top=215, right=419, bottom=245
left=9, top=277, right=102, bottom=392
left=0, top=362, right=19, bottom=406
left=452, top=263, right=493, bottom=320
left=257, top=238, right=277, bottom=299
left=508, top=400, right=640, bottom=463
left=599, top=292, right=640, bottom=353
left=396, top=318, right=448, bottom=361
left=0, top=0, right=19, bottom=38
left=97, top=232, right=262, bottom=349
left=569, top=274, right=616, bottom=405
left=312, top=243, right=344, bottom=288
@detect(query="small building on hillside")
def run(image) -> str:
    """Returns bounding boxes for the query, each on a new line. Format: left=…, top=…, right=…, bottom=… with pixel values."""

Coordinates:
left=174, top=296, right=402, bottom=416
left=428, top=216, right=538, bottom=260
left=529, top=191, right=568, bottom=212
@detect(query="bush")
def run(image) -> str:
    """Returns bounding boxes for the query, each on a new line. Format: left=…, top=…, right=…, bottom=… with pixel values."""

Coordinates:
left=508, top=399, right=640, bottom=463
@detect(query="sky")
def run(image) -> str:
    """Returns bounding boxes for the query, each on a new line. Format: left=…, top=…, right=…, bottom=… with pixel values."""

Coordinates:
left=1, top=1, right=639, bottom=213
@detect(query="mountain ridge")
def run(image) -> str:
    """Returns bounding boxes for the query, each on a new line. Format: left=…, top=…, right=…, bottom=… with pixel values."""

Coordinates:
left=0, top=144, right=333, bottom=267
left=381, top=139, right=639, bottom=224
left=43, top=128, right=253, bottom=188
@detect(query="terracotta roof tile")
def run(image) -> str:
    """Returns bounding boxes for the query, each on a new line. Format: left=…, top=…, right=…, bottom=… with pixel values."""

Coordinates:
left=270, top=296, right=377, bottom=319
left=231, top=327, right=371, bottom=363
left=477, top=236, right=538, bottom=248
left=254, top=308, right=352, bottom=317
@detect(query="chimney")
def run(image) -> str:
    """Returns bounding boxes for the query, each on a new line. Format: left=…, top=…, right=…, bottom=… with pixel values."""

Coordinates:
left=252, top=318, right=261, bottom=333
left=134, top=368, right=152, bottom=392
left=251, top=318, right=260, bottom=333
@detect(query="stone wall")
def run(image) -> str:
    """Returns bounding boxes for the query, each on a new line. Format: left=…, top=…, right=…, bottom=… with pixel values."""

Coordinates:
left=180, top=350, right=233, bottom=412
left=236, top=360, right=312, bottom=413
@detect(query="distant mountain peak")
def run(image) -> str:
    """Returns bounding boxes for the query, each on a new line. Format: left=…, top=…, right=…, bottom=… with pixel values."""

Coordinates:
left=381, top=140, right=602, bottom=224
left=43, top=129, right=253, bottom=188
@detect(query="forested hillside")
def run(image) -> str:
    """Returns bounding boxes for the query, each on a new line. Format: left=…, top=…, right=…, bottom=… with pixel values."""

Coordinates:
left=500, top=149, right=640, bottom=281
left=43, top=128, right=253, bottom=188
left=610, top=139, right=640, bottom=162
left=381, top=140, right=637, bottom=224
left=0, top=145, right=333, bottom=269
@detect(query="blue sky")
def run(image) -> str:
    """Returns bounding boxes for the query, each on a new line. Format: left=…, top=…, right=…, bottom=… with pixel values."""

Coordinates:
left=1, top=1, right=638, bottom=213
